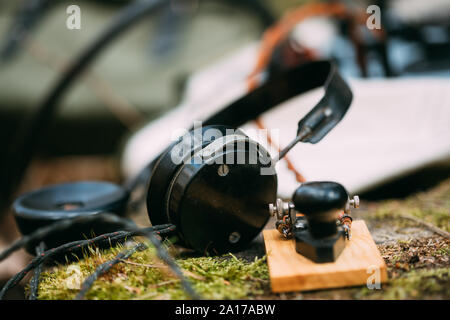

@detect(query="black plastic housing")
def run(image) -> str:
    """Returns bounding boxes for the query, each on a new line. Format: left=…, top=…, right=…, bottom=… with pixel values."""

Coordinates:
left=13, top=181, right=129, bottom=253
left=292, top=182, right=349, bottom=263
left=147, top=126, right=277, bottom=255
left=293, top=217, right=346, bottom=263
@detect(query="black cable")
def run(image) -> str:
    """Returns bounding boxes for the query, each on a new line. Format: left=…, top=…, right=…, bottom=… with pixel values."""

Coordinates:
left=140, top=224, right=202, bottom=300
left=0, top=223, right=176, bottom=299
left=76, top=235, right=202, bottom=300
left=0, top=211, right=199, bottom=299
left=0, top=212, right=155, bottom=263
left=28, top=241, right=46, bottom=300
left=0, top=233, right=127, bottom=299
left=75, top=242, right=146, bottom=300
left=107, top=216, right=202, bottom=299
left=0, top=0, right=166, bottom=217
left=0, top=0, right=52, bottom=62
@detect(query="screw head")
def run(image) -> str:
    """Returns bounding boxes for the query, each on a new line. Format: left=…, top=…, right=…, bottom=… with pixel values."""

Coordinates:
left=217, top=164, right=230, bottom=177
left=269, top=203, right=276, bottom=216
left=228, top=231, right=241, bottom=244
left=350, top=195, right=360, bottom=208
left=217, top=164, right=229, bottom=177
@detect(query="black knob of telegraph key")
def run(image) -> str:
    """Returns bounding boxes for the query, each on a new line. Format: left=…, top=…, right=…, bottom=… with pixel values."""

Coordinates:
left=293, top=181, right=348, bottom=238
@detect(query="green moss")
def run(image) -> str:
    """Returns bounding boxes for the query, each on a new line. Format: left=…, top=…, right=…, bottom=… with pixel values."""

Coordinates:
left=433, top=245, right=450, bottom=258
left=36, top=178, right=450, bottom=300
left=368, top=178, right=450, bottom=232
left=357, top=268, right=450, bottom=300
left=37, top=243, right=269, bottom=300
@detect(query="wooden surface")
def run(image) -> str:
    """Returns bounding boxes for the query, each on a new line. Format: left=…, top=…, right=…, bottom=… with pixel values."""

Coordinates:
left=263, top=220, right=388, bottom=293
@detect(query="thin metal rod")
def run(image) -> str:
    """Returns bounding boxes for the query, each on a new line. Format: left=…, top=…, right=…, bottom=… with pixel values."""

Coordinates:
left=271, top=128, right=311, bottom=164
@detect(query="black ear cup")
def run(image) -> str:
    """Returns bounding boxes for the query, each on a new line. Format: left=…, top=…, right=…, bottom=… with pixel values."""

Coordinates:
left=146, top=125, right=277, bottom=255
left=13, top=181, right=129, bottom=253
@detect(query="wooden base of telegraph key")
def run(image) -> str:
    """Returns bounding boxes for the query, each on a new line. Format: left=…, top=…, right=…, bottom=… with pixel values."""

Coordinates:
left=263, top=220, right=387, bottom=293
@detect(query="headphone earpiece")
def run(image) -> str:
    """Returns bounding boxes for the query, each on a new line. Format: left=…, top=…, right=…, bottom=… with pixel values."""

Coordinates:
left=13, top=181, right=129, bottom=253
left=146, top=125, right=277, bottom=255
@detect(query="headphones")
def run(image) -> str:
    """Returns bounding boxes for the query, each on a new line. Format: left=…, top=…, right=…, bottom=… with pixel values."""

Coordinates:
left=12, top=60, right=353, bottom=255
